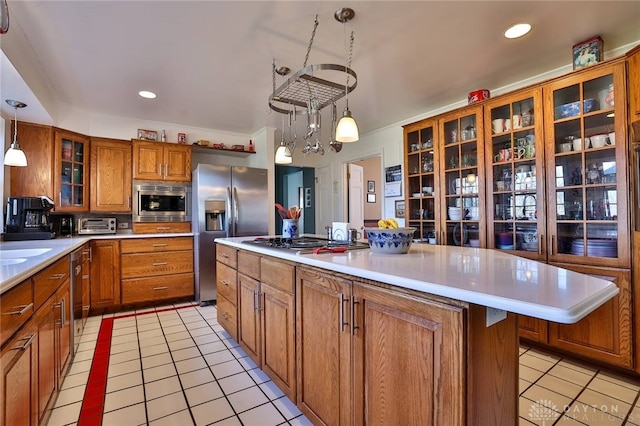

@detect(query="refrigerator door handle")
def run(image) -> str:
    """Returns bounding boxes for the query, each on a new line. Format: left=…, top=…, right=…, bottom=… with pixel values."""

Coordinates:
left=226, top=186, right=232, bottom=237
left=233, top=186, right=239, bottom=237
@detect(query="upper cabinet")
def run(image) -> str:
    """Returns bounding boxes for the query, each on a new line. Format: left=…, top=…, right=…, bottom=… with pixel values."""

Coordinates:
left=484, top=87, right=545, bottom=260
left=9, top=124, right=90, bottom=212
left=53, top=129, right=90, bottom=212
left=132, top=140, right=191, bottom=182
left=543, top=61, right=629, bottom=268
left=90, top=138, right=132, bottom=212
left=627, top=45, right=640, bottom=123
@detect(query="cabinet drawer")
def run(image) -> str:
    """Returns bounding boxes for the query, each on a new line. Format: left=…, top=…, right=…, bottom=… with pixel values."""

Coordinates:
left=121, top=273, right=194, bottom=304
left=217, top=262, right=237, bottom=304
left=0, top=280, right=34, bottom=347
left=216, top=244, right=237, bottom=268
left=217, top=294, right=237, bottom=341
left=132, top=222, right=191, bottom=234
left=121, top=251, right=194, bottom=279
left=33, top=257, right=69, bottom=310
left=261, top=257, right=294, bottom=294
left=121, top=236, right=193, bottom=254
left=238, top=251, right=260, bottom=280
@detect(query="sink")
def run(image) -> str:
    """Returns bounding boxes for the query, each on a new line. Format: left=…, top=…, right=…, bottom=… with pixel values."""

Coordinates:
left=0, top=258, right=28, bottom=265
left=0, top=248, right=53, bottom=259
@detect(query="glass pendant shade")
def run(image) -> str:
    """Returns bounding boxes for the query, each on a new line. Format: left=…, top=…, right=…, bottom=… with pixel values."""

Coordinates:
left=335, top=108, right=359, bottom=142
left=4, top=144, right=27, bottom=166
left=275, top=144, right=292, bottom=164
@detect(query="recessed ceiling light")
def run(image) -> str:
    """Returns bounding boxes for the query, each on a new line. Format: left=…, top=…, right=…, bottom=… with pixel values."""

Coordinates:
left=504, top=23, right=532, bottom=39
left=139, top=90, right=157, bottom=99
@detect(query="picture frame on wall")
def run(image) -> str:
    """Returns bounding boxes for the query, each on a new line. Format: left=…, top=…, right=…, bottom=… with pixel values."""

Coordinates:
left=572, top=36, right=603, bottom=70
left=367, top=180, right=375, bottom=193
left=367, top=193, right=376, bottom=203
left=137, top=129, right=158, bottom=141
left=395, top=200, right=405, bottom=218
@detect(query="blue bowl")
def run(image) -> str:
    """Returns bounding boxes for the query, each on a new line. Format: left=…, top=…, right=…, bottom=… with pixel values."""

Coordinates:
left=364, top=228, right=416, bottom=254
left=555, top=98, right=597, bottom=119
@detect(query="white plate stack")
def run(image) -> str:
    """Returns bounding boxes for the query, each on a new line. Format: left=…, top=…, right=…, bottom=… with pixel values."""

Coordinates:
left=448, top=207, right=463, bottom=220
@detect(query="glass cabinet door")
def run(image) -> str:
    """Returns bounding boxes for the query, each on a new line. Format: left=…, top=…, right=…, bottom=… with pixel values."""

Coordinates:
left=485, top=89, right=545, bottom=259
left=545, top=62, right=629, bottom=267
left=404, top=120, right=439, bottom=243
left=56, top=130, right=89, bottom=212
left=439, top=107, right=484, bottom=247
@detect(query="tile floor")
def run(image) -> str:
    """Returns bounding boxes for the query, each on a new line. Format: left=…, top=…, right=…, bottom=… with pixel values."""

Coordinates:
left=45, top=303, right=640, bottom=425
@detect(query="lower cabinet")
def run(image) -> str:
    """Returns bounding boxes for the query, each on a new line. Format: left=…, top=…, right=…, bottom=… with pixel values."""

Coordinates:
left=296, top=266, right=466, bottom=425
left=0, top=320, right=38, bottom=426
left=90, top=239, right=121, bottom=312
left=520, top=265, right=633, bottom=369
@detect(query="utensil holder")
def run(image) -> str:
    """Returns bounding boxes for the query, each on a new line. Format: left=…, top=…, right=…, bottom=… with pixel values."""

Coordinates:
left=282, top=219, right=299, bottom=239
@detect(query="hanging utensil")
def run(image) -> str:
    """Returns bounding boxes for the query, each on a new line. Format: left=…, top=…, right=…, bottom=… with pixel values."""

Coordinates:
left=329, top=103, right=343, bottom=152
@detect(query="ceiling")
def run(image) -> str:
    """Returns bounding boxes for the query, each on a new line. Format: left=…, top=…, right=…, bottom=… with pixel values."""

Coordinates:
left=3, top=1, right=640, bottom=137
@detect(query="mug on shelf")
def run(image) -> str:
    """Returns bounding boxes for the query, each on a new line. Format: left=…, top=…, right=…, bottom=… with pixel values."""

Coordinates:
left=512, top=114, right=522, bottom=129
left=494, top=148, right=511, bottom=163
left=492, top=119, right=505, bottom=133
left=559, top=142, right=573, bottom=152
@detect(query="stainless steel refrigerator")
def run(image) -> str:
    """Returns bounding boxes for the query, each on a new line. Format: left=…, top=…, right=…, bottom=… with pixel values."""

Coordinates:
left=192, top=164, right=269, bottom=304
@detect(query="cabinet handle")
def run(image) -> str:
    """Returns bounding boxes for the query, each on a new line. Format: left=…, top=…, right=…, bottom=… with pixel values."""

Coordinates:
left=11, top=333, right=36, bottom=351
left=75, top=265, right=82, bottom=275
left=82, top=305, right=90, bottom=312
left=253, top=290, right=259, bottom=312
left=549, top=235, right=555, bottom=256
left=128, top=196, right=131, bottom=208
left=221, top=280, right=229, bottom=286
left=538, top=234, right=544, bottom=255
left=152, top=262, right=168, bottom=266
left=339, top=293, right=348, bottom=332
left=350, top=297, right=359, bottom=335
left=59, top=192, right=62, bottom=207
left=156, top=227, right=171, bottom=231
left=152, top=243, right=168, bottom=247
left=220, top=253, right=229, bottom=258
left=152, top=286, right=168, bottom=291
left=49, top=273, right=66, bottom=280
left=158, top=164, right=162, bottom=176
left=165, top=164, right=168, bottom=177
left=6, top=303, right=33, bottom=316
left=60, top=298, right=65, bottom=327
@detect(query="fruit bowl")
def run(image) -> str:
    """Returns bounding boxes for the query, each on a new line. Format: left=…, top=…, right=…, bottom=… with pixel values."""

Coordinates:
left=364, top=227, right=416, bottom=254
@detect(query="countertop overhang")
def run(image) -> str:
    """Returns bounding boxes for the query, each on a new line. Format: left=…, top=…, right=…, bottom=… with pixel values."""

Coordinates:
left=216, top=236, right=619, bottom=324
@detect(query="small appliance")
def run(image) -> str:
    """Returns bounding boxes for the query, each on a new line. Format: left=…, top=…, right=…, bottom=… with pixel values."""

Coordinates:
left=133, top=181, right=191, bottom=223
left=77, top=217, right=117, bottom=235
left=51, top=214, right=74, bottom=237
left=4, top=196, right=56, bottom=240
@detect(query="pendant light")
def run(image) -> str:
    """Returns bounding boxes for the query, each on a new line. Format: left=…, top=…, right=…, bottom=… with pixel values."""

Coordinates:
left=4, top=99, right=28, bottom=167
left=335, top=8, right=359, bottom=143
left=275, top=114, right=292, bottom=164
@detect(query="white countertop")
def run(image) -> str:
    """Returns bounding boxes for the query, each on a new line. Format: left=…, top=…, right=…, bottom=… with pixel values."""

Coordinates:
left=216, top=236, right=619, bottom=324
left=0, top=232, right=193, bottom=294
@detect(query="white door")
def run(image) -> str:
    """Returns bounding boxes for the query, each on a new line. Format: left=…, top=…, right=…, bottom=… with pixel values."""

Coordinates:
left=317, top=166, right=332, bottom=234
left=348, top=163, right=364, bottom=230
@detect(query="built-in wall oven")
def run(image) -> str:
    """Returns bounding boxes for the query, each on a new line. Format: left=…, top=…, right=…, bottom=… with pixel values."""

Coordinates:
left=133, top=181, right=192, bottom=222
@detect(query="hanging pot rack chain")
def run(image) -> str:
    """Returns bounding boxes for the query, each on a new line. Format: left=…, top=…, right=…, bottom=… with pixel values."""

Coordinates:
left=268, top=12, right=357, bottom=116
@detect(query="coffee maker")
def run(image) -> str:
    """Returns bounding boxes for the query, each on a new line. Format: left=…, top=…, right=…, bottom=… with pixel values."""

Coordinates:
left=4, top=196, right=56, bottom=240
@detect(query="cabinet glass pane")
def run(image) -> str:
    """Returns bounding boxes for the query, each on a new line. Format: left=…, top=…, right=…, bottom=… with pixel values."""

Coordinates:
left=74, top=141, right=84, bottom=163
left=62, top=139, right=72, bottom=160
left=405, top=124, right=436, bottom=242
left=73, top=186, right=83, bottom=206
left=73, top=165, right=83, bottom=184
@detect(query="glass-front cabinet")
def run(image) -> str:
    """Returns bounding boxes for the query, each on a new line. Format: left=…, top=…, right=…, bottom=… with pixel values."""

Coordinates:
left=404, top=118, right=440, bottom=243
left=54, top=129, right=90, bottom=212
left=543, top=62, right=629, bottom=267
left=438, top=106, right=484, bottom=247
left=485, top=88, right=545, bottom=259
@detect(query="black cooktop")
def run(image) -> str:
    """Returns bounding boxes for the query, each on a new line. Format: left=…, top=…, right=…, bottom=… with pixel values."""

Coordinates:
left=242, top=236, right=370, bottom=252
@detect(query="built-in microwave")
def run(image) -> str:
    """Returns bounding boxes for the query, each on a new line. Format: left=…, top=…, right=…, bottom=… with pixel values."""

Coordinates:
left=133, top=181, right=192, bottom=222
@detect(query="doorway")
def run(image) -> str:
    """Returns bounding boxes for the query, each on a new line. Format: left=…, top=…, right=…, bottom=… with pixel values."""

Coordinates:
left=347, top=156, right=383, bottom=229
left=275, top=165, right=316, bottom=235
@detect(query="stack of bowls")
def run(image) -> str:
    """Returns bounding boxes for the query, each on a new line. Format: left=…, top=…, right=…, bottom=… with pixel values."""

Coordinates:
left=448, top=206, right=463, bottom=220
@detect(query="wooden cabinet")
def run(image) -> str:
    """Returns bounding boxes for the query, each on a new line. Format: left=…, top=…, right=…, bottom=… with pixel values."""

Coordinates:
left=1, top=319, right=38, bottom=426
left=120, top=237, right=194, bottom=305
left=216, top=245, right=239, bottom=340
left=237, top=253, right=296, bottom=401
left=132, top=140, right=191, bottom=182
left=35, top=296, right=56, bottom=423
left=131, top=222, right=191, bottom=234
left=484, top=87, right=545, bottom=258
left=90, top=137, right=132, bottom=212
left=0, top=279, right=34, bottom=347
left=627, top=45, right=640, bottom=122
left=9, top=122, right=54, bottom=200
left=90, top=239, right=121, bottom=312
left=54, top=129, right=90, bottom=212
left=55, top=279, right=72, bottom=382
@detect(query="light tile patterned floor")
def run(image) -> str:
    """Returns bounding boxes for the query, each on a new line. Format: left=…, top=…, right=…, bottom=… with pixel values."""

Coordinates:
left=46, top=303, right=640, bottom=425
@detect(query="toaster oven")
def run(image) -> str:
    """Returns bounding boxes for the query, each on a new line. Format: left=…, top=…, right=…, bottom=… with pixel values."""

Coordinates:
left=77, top=217, right=117, bottom=235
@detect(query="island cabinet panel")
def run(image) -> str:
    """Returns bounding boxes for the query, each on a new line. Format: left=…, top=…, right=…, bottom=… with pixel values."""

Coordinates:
left=237, top=273, right=261, bottom=364
left=1, top=320, right=38, bottom=426
left=216, top=246, right=238, bottom=341
left=296, top=267, right=352, bottom=426
left=518, top=315, right=548, bottom=343
left=35, top=294, right=56, bottom=423
left=548, top=264, right=632, bottom=369
left=351, top=282, right=466, bottom=426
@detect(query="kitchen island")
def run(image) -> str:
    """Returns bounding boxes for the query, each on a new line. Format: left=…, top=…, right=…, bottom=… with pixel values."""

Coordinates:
left=215, top=236, right=618, bottom=425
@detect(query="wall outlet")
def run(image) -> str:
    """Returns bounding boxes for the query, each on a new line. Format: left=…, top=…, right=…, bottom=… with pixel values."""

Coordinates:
left=117, top=222, right=128, bottom=229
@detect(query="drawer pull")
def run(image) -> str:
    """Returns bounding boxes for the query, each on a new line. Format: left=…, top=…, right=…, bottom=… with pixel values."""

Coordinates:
left=49, top=273, right=66, bottom=280
left=221, top=280, right=229, bottom=286
left=152, top=286, right=169, bottom=291
left=156, top=227, right=171, bottom=231
left=11, top=333, right=36, bottom=351
left=152, top=243, right=168, bottom=247
left=152, top=262, right=168, bottom=266
left=6, top=303, right=34, bottom=316
left=220, top=253, right=229, bottom=258
left=82, top=306, right=90, bottom=311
